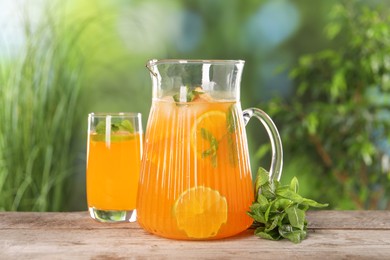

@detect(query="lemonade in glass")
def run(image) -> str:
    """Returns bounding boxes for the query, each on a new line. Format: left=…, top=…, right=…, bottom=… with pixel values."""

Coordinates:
left=87, top=113, right=143, bottom=222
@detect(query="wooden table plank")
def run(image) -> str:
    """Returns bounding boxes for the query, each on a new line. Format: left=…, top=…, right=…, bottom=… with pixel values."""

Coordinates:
left=1, top=211, right=390, bottom=259
left=2, top=210, right=389, bottom=230
left=307, top=210, right=390, bottom=230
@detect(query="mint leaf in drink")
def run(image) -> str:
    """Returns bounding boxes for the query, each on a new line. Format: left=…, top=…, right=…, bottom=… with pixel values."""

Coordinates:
left=226, top=105, right=236, bottom=134
left=248, top=167, right=328, bottom=243
left=226, top=105, right=239, bottom=166
left=200, top=127, right=219, bottom=168
left=227, top=136, right=238, bottom=167
left=173, top=86, right=205, bottom=103
left=118, top=120, right=134, bottom=133
left=94, top=119, right=134, bottom=135
left=95, top=121, right=106, bottom=135
left=111, top=124, right=120, bottom=132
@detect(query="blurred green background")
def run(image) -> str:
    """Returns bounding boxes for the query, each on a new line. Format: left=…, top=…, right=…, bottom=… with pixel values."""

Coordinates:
left=0, top=0, right=389, bottom=211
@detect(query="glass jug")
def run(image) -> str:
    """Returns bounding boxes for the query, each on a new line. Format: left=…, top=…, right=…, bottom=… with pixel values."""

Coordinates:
left=137, top=59, right=283, bottom=240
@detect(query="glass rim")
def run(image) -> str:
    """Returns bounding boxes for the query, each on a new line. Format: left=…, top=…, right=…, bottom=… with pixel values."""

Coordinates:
left=147, top=59, right=245, bottom=67
left=88, top=112, right=142, bottom=118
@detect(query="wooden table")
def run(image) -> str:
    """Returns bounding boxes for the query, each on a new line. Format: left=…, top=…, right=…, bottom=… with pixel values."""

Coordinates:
left=1, top=210, right=389, bottom=259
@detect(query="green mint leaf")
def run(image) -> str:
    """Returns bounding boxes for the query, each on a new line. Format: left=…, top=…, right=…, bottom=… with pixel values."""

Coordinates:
left=248, top=203, right=262, bottom=214
left=119, top=120, right=134, bottom=133
left=265, top=214, right=282, bottom=232
left=201, top=149, right=217, bottom=168
left=172, top=86, right=205, bottom=103
left=264, top=203, right=271, bottom=222
left=279, top=224, right=307, bottom=244
left=173, top=86, right=191, bottom=102
left=301, top=198, right=329, bottom=208
left=298, top=204, right=310, bottom=211
left=248, top=167, right=329, bottom=243
left=277, top=187, right=329, bottom=207
left=290, top=177, right=299, bottom=193
left=256, top=194, right=269, bottom=210
left=227, top=135, right=238, bottom=167
left=189, top=86, right=206, bottom=102
left=187, top=90, right=196, bottom=101
left=256, top=167, right=270, bottom=187
left=255, top=227, right=281, bottom=241
left=95, top=121, right=106, bottom=135
left=248, top=206, right=266, bottom=224
left=261, top=182, right=277, bottom=200
left=188, top=88, right=205, bottom=101
left=254, top=167, right=270, bottom=199
left=111, top=124, right=120, bottom=132
left=226, top=105, right=238, bottom=167
left=201, top=148, right=213, bottom=158
left=274, top=198, right=292, bottom=211
left=286, top=207, right=305, bottom=230
left=276, top=186, right=304, bottom=204
left=201, top=128, right=216, bottom=144
left=226, top=105, right=236, bottom=133
left=210, top=154, right=217, bottom=168
left=200, top=128, right=219, bottom=168
left=277, top=212, right=288, bottom=226
left=173, top=93, right=180, bottom=102
left=94, top=120, right=134, bottom=135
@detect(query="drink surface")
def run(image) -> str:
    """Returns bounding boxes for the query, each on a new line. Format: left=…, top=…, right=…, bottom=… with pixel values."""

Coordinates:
left=137, top=99, right=254, bottom=240
left=87, top=132, right=142, bottom=210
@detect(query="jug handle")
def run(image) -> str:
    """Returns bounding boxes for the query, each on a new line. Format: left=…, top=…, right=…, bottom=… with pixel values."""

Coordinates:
left=243, top=108, right=283, bottom=181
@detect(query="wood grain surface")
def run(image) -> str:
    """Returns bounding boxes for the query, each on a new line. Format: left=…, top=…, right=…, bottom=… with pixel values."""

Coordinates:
left=1, top=210, right=389, bottom=259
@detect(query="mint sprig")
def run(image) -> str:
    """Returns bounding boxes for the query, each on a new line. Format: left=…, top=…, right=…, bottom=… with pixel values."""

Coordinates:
left=95, top=119, right=134, bottom=135
left=200, top=127, right=219, bottom=168
left=247, top=167, right=328, bottom=243
left=226, top=105, right=238, bottom=166
left=226, top=105, right=236, bottom=134
left=173, top=86, right=205, bottom=103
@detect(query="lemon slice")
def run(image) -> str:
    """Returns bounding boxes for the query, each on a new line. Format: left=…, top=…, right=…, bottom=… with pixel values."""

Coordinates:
left=190, top=111, right=227, bottom=160
left=173, top=186, right=228, bottom=239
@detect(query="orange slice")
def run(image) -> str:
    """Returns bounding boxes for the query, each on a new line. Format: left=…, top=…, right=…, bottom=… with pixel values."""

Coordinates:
left=173, top=186, right=228, bottom=239
left=191, top=110, right=227, bottom=166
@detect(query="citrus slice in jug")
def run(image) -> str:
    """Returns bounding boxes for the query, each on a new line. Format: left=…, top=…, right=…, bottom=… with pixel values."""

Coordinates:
left=190, top=110, right=227, bottom=166
left=173, top=186, right=228, bottom=239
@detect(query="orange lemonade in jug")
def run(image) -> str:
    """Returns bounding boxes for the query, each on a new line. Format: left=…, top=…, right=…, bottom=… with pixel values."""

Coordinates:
left=137, top=59, right=283, bottom=240
left=137, top=95, right=254, bottom=239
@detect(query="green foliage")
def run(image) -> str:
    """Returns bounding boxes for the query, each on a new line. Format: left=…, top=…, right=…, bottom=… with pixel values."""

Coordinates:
left=264, top=1, right=390, bottom=209
left=248, top=168, right=328, bottom=243
left=0, top=4, right=86, bottom=211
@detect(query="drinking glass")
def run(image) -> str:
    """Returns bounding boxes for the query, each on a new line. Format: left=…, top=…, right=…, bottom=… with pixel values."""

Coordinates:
left=86, top=112, right=143, bottom=222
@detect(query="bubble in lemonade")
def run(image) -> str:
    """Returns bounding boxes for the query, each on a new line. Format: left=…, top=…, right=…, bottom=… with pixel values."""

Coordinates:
left=137, top=89, right=254, bottom=240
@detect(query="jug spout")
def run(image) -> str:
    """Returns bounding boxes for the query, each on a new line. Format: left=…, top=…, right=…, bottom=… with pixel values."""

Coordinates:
left=146, top=59, right=158, bottom=78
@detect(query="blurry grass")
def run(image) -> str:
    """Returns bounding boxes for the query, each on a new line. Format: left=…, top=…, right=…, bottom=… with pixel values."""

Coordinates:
left=0, top=4, right=87, bottom=211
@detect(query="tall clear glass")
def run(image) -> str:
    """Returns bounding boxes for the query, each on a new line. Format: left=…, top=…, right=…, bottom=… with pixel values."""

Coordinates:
left=137, top=59, right=283, bottom=239
left=87, top=112, right=143, bottom=222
